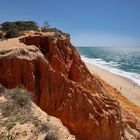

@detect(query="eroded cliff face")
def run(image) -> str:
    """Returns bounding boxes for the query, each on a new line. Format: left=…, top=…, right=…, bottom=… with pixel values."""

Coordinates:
left=20, top=34, right=103, bottom=93
left=0, top=33, right=122, bottom=140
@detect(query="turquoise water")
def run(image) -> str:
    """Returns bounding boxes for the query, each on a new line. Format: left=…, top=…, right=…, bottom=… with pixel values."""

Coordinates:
left=76, top=47, right=140, bottom=85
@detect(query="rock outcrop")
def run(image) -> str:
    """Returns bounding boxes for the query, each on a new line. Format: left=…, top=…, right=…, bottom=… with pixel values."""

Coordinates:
left=0, top=32, right=122, bottom=140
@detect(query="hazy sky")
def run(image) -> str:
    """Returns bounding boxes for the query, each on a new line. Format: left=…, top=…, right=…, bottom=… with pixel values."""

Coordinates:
left=0, top=0, right=140, bottom=47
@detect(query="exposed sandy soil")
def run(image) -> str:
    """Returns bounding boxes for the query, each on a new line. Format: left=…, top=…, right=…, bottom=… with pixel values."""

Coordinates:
left=0, top=31, right=55, bottom=52
left=0, top=38, right=27, bottom=51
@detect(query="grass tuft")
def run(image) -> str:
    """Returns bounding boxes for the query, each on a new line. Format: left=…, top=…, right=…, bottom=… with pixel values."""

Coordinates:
left=0, top=85, right=5, bottom=94
left=11, top=88, right=31, bottom=106
left=44, top=130, right=58, bottom=140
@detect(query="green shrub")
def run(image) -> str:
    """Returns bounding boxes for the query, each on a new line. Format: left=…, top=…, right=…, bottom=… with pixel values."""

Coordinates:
left=2, top=22, right=18, bottom=31
left=5, top=30, right=20, bottom=38
left=1, top=21, right=38, bottom=31
left=12, top=88, right=30, bottom=106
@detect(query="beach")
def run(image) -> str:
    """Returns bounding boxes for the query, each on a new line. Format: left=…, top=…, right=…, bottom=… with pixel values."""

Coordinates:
left=86, top=63, right=140, bottom=108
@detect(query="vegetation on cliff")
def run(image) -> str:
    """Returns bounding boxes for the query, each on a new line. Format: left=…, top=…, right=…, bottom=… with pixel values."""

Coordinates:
left=0, top=20, right=70, bottom=39
left=0, top=21, right=38, bottom=38
left=1, top=21, right=38, bottom=31
left=0, top=85, right=75, bottom=140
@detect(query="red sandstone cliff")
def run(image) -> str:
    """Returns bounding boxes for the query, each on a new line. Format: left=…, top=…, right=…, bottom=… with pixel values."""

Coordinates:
left=0, top=32, right=122, bottom=140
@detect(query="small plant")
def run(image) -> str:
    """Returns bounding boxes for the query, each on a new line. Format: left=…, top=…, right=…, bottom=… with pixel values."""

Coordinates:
left=0, top=84, right=5, bottom=93
left=7, top=130, right=13, bottom=140
left=33, top=119, right=42, bottom=127
left=39, top=123, right=49, bottom=132
left=5, top=30, right=20, bottom=38
left=12, top=88, right=31, bottom=106
left=3, top=119, right=16, bottom=130
left=0, top=31, right=3, bottom=39
left=44, top=130, right=58, bottom=140
left=0, top=102, right=17, bottom=117
left=0, top=51, right=7, bottom=55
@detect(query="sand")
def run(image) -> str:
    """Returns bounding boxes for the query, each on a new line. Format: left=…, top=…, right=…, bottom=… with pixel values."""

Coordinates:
left=0, top=38, right=28, bottom=51
left=86, top=63, right=140, bottom=107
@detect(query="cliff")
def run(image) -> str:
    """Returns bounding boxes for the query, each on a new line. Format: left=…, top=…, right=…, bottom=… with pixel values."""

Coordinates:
left=0, top=31, right=122, bottom=139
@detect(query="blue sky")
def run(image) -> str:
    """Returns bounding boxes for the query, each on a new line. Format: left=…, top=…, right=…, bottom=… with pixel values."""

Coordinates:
left=0, top=0, right=140, bottom=47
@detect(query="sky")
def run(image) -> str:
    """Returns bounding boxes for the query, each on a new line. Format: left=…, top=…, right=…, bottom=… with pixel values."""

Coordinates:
left=0, top=0, right=140, bottom=47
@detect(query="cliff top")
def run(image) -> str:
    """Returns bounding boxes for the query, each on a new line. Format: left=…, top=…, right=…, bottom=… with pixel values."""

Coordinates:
left=0, top=30, right=69, bottom=51
left=0, top=20, right=70, bottom=40
left=0, top=30, right=70, bottom=61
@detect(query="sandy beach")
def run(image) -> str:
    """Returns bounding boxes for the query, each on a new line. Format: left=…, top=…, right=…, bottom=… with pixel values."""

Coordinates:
left=86, top=63, right=140, bottom=108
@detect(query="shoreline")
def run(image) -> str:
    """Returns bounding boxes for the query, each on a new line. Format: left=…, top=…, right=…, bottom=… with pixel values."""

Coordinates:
left=85, top=62, right=140, bottom=108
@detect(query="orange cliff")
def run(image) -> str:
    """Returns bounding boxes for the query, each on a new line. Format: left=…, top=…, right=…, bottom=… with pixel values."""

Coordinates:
left=0, top=32, right=122, bottom=140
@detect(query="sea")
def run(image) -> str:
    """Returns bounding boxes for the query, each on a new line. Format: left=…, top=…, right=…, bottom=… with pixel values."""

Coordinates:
left=76, top=47, right=140, bottom=86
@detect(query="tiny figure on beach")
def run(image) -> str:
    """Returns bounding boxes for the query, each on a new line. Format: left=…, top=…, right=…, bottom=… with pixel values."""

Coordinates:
left=133, top=83, right=136, bottom=87
left=120, top=87, right=122, bottom=90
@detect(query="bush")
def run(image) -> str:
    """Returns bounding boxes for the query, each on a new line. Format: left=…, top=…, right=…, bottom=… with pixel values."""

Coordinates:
left=5, top=30, right=20, bottom=38
left=12, top=88, right=31, bottom=106
left=43, top=28, right=70, bottom=38
left=2, top=22, right=18, bottom=31
left=44, top=130, right=58, bottom=140
left=1, top=21, right=38, bottom=31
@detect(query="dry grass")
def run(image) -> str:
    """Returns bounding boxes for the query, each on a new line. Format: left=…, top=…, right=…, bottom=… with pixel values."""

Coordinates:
left=0, top=87, right=51, bottom=139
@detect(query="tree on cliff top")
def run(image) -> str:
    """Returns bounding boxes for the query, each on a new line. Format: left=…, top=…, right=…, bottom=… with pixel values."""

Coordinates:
left=42, top=20, right=51, bottom=31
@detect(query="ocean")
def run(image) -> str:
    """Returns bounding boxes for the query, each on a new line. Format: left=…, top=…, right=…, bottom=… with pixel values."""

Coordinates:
left=76, top=47, right=140, bottom=86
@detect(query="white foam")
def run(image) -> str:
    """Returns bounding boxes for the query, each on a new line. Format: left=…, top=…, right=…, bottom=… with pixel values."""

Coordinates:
left=81, top=55, right=140, bottom=86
